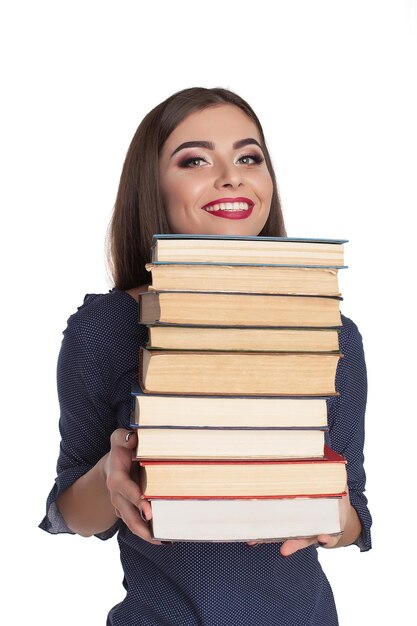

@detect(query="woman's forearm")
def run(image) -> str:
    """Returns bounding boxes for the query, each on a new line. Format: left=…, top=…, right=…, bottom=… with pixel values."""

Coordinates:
left=56, top=454, right=118, bottom=537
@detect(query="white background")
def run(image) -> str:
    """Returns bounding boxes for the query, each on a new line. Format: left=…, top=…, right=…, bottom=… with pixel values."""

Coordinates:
left=1, top=1, right=416, bottom=624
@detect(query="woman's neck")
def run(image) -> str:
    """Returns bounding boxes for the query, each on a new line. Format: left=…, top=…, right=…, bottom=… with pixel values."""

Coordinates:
left=125, top=284, right=150, bottom=302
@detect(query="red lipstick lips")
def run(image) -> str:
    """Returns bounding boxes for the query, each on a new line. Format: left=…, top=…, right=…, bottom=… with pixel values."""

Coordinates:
left=201, top=197, right=254, bottom=220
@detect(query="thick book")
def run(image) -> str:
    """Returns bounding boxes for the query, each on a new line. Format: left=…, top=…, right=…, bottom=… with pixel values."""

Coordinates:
left=139, top=347, right=341, bottom=396
left=146, top=263, right=341, bottom=296
left=149, top=496, right=344, bottom=542
left=139, top=446, right=347, bottom=498
left=135, top=426, right=326, bottom=460
left=131, top=392, right=329, bottom=429
left=151, top=234, right=346, bottom=267
left=139, top=290, right=342, bottom=329
left=146, top=324, right=340, bottom=352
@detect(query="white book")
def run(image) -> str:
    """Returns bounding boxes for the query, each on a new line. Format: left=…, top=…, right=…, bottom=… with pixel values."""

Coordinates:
left=149, top=497, right=343, bottom=542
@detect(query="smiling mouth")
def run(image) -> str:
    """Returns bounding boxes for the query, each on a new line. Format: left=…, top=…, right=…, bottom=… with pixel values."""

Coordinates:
left=203, top=201, right=251, bottom=212
left=201, top=201, right=254, bottom=220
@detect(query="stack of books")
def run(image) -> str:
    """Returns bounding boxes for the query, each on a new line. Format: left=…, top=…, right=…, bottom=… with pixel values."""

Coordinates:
left=132, top=234, right=348, bottom=542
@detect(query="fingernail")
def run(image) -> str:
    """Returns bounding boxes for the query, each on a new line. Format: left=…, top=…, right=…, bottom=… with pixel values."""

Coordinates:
left=139, top=509, right=148, bottom=522
left=125, top=431, right=135, bottom=443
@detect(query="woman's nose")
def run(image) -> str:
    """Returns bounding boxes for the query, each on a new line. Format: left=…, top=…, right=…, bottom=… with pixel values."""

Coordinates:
left=213, top=162, right=243, bottom=189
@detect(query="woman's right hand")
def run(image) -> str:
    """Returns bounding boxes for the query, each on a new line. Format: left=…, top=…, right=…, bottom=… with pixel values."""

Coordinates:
left=104, top=428, right=162, bottom=545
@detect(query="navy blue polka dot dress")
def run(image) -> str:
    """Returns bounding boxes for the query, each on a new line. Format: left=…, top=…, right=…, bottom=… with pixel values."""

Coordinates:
left=39, top=289, right=372, bottom=626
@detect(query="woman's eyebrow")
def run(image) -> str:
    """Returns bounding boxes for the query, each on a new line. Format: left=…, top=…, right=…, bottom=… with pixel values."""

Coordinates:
left=170, top=141, right=214, bottom=157
left=234, top=138, right=262, bottom=151
left=170, top=138, right=262, bottom=158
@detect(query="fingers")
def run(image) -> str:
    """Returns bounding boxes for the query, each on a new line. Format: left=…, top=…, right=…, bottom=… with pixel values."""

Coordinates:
left=112, top=498, right=162, bottom=545
left=110, top=467, right=142, bottom=505
left=280, top=537, right=319, bottom=557
left=125, top=430, right=136, bottom=444
left=316, top=533, right=340, bottom=549
left=110, top=474, right=160, bottom=544
left=280, top=533, right=340, bottom=557
left=106, top=428, right=162, bottom=544
left=114, top=478, right=153, bottom=523
left=110, top=428, right=138, bottom=453
left=139, top=497, right=153, bottom=521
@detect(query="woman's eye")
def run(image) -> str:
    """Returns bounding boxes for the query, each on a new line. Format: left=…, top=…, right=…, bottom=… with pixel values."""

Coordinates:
left=238, top=154, right=264, bottom=165
left=178, top=154, right=264, bottom=168
left=179, top=157, right=207, bottom=168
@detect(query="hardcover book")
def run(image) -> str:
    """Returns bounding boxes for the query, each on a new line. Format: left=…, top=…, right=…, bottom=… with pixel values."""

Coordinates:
left=139, top=347, right=342, bottom=396
left=131, top=391, right=329, bottom=429
left=135, top=426, right=326, bottom=460
left=146, top=263, right=341, bottom=296
left=146, top=324, right=340, bottom=352
left=139, top=446, right=347, bottom=498
left=151, top=234, right=347, bottom=267
left=149, top=496, right=344, bottom=542
left=139, top=290, right=342, bottom=328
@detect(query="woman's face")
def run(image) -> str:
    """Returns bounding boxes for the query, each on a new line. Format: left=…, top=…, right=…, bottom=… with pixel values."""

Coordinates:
left=159, top=104, right=273, bottom=236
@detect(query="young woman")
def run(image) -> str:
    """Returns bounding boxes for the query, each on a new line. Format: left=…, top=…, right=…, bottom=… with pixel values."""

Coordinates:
left=40, top=87, right=371, bottom=625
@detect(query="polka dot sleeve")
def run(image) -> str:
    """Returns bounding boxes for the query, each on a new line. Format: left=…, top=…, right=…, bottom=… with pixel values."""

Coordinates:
left=39, top=294, right=121, bottom=540
left=327, top=315, right=372, bottom=551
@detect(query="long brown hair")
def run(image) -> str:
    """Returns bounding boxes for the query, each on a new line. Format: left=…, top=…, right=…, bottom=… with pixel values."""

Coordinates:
left=108, top=87, right=286, bottom=290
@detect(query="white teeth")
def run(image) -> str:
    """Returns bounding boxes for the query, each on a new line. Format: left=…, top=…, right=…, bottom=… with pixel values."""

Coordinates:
left=204, top=202, right=251, bottom=212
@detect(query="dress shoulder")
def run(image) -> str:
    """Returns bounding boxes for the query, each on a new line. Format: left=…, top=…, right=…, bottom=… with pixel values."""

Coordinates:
left=66, top=289, right=137, bottom=329
left=62, top=289, right=141, bottom=353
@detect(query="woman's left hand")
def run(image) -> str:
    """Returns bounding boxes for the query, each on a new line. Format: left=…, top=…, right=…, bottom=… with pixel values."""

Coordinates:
left=279, top=491, right=351, bottom=555
left=246, top=489, right=360, bottom=555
